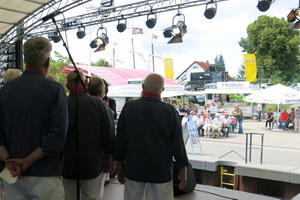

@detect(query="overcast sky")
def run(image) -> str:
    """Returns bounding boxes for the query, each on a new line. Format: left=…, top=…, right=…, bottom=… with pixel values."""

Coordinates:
left=51, top=0, right=298, bottom=78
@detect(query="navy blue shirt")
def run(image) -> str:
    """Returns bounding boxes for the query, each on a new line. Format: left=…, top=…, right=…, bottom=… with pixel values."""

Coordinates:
left=0, top=70, right=68, bottom=176
left=114, top=97, right=189, bottom=183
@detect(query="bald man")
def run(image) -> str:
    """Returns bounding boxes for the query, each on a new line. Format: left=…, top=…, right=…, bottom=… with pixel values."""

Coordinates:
left=63, top=71, right=114, bottom=200
left=114, top=73, right=189, bottom=200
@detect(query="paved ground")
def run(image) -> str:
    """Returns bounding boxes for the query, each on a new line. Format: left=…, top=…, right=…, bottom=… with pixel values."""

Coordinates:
left=186, top=120, right=300, bottom=167
left=103, top=119, right=300, bottom=200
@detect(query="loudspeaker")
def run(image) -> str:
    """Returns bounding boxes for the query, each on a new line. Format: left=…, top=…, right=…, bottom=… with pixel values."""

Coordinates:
left=173, top=162, right=196, bottom=194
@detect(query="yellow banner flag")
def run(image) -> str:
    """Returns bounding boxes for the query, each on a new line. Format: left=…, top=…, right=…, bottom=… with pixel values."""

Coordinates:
left=244, top=54, right=257, bottom=82
left=164, top=58, right=174, bottom=79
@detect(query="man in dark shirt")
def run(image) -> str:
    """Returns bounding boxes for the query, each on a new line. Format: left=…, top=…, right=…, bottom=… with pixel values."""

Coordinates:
left=62, top=71, right=114, bottom=200
left=0, top=36, right=68, bottom=199
left=114, top=73, right=189, bottom=200
left=103, top=79, right=117, bottom=120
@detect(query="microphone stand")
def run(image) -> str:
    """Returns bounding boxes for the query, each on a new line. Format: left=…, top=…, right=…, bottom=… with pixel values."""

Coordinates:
left=51, top=16, right=85, bottom=200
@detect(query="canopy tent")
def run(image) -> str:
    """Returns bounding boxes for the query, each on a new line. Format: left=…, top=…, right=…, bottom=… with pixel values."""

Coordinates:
left=63, top=65, right=185, bottom=97
left=245, top=84, right=300, bottom=104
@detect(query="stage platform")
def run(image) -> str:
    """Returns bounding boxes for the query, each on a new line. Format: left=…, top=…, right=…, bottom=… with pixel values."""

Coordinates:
left=103, top=178, right=281, bottom=200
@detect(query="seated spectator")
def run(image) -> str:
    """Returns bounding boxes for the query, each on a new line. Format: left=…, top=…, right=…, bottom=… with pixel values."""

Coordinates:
left=279, top=109, right=290, bottom=130
left=283, top=108, right=295, bottom=131
left=203, top=113, right=213, bottom=138
left=272, top=108, right=280, bottom=129
left=231, top=117, right=237, bottom=133
left=265, top=108, right=274, bottom=129
left=196, top=113, right=205, bottom=137
left=222, top=113, right=231, bottom=137
left=212, top=113, right=222, bottom=138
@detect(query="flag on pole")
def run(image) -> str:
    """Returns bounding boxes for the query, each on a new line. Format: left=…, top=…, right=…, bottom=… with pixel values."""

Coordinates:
left=244, top=54, right=258, bottom=82
left=132, top=27, right=143, bottom=34
left=164, top=58, right=174, bottom=79
left=152, top=34, right=158, bottom=39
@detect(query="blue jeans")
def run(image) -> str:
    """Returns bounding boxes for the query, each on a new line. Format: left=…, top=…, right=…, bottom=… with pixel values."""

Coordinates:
left=237, top=118, right=243, bottom=133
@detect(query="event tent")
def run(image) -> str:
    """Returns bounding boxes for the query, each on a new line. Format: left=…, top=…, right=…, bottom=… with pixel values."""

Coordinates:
left=63, top=65, right=185, bottom=97
left=245, top=84, right=300, bottom=104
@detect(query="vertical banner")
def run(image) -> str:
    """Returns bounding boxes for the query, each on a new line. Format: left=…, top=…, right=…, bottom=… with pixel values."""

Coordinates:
left=164, top=58, right=174, bottom=79
left=244, top=54, right=258, bottom=82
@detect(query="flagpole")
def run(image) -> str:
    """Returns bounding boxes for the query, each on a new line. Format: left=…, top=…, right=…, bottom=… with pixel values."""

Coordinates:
left=113, top=47, right=115, bottom=68
left=131, top=38, right=136, bottom=69
left=151, top=41, right=155, bottom=73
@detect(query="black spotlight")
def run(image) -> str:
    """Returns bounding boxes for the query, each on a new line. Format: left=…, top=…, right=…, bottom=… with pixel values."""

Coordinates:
left=204, top=8, right=217, bottom=19
left=257, top=0, right=273, bottom=12
left=146, top=13, right=157, bottom=29
left=77, top=25, right=86, bottom=39
left=117, top=19, right=127, bottom=32
left=48, top=32, right=61, bottom=43
left=163, top=20, right=187, bottom=44
left=90, top=27, right=109, bottom=52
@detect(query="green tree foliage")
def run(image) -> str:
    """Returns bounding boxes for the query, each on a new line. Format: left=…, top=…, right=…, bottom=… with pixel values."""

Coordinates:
left=214, top=54, right=226, bottom=71
left=91, top=59, right=111, bottom=67
left=239, top=15, right=300, bottom=85
left=50, top=51, right=69, bottom=91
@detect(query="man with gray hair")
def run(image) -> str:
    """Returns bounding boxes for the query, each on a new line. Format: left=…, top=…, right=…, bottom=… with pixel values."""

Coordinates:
left=63, top=72, right=114, bottom=200
left=0, top=36, right=68, bottom=199
left=114, top=73, right=189, bottom=200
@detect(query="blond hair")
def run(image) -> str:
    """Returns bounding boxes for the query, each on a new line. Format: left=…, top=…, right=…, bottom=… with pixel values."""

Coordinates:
left=3, top=69, right=22, bottom=84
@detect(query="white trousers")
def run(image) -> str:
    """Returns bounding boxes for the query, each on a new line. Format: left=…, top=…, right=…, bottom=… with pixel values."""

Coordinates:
left=124, top=179, right=174, bottom=200
left=3, top=176, right=64, bottom=200
left=63, top=172, right=105, bottom=200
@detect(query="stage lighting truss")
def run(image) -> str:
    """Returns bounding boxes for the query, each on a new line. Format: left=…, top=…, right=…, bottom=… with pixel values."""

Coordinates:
left=48, top=32, right=61, bottom=43
left=116, top=18, right=127, bottom=33
left=204, top=1, right=217, bottom=19
left=90, top=27, right=109, bottom=52
left=287, top=8, right=300, bottom=29
left=146, top=12, right=157, bottom=29
left=163, top=13, right=187, bottom=44
left=257, top=0, right=275, bottom=12
left=76, top=24, right=86, bottom=39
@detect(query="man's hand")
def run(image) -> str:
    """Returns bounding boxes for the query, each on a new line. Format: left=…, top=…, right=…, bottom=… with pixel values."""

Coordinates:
left=178, top=167, right=187, bottom=190
left=5, top=158, right=31, bottom=175
left=4, top=161, right=22, bottom=177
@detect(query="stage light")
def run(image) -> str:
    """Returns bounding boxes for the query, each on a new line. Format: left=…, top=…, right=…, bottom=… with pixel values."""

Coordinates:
left=48, top=32, right=61, bottom=43
left=257, top=0, right=274, bottom=12
left=90, top=27, right=109, bottom=52
left=146, top=13, right=157, bottom=29
left=76, top=24, right=86, bottom=39
left=163, top=13, right=187, bottom=44
left=204, top=2, right=217, bottom=19
left=116, top=19, right=127, bottom=32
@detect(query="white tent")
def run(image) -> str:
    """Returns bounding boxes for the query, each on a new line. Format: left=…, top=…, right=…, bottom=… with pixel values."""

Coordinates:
left=245, top=84, right=300, bottom=104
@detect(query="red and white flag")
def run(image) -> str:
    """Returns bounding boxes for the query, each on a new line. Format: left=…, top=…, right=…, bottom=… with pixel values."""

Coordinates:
left=132, top=27, right=143, bottom=34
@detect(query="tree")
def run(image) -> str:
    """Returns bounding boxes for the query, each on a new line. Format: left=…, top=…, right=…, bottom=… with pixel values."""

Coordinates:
left=236, top=64, right=245, bottom=80
left=214, top=54, right=226, bottom=71
left=91, top=58, right=111, bottom=67
left=239, top=15, right=300, bottom=85
left=50, top=51, right=69, bottom=91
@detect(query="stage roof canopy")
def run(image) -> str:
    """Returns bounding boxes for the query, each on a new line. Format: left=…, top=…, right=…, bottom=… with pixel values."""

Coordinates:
left=0, top=0, right=54, bottom=37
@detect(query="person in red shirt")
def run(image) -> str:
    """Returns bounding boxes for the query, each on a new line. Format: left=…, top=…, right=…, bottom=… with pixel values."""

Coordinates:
left=279, top=109, right=290, bottom=130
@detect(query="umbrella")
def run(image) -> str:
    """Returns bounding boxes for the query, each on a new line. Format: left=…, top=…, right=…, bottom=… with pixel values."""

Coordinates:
left=245, top=84, right=300, bottom=104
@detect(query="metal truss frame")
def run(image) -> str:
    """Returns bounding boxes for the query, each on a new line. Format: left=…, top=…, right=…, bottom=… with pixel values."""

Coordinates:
left=0, top=0, right=228, bottom=55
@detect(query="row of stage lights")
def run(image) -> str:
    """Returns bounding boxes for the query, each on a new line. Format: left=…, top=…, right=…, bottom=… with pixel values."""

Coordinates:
left=47, top=0, right=288, bottom=51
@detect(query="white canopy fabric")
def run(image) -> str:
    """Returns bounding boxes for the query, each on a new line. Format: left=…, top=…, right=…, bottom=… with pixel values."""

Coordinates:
left=245, top=84, right=300, bottom=104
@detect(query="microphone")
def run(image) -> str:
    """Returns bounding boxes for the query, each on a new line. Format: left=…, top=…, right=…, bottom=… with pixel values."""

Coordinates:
left=42, top=11, right=62, bottom=22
